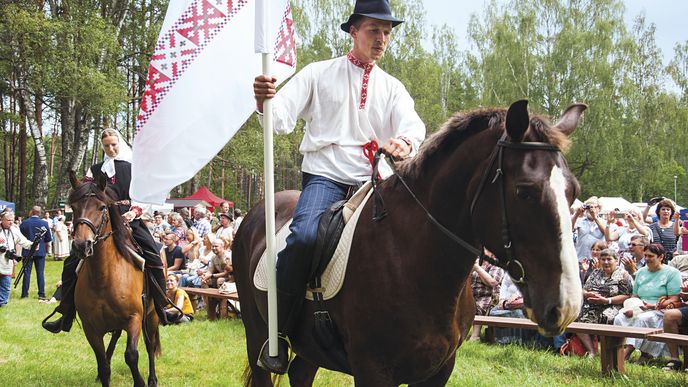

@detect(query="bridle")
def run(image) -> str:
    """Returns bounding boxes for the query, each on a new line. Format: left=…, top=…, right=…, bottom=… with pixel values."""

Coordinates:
left=72, top=192, right=113, bottom=253
left=372, top=131, right=562, bottom=284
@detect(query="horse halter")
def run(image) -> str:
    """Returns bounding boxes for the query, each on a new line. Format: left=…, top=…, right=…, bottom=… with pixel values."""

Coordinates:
left=72, top=193, right=113, bottom=255
left=468, top=132, right=561, bottom=283
left=374, top=131, right=561, bottom=285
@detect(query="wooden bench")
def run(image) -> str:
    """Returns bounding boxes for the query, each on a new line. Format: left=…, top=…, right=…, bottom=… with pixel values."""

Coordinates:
left=473, top=315, right=664, bottom=374
left=645, top=332, right=688, bottom=369
left=181, top=287, right=240, bottom=321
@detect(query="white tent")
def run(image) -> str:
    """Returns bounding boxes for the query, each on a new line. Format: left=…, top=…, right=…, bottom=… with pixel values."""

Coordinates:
left=598, top=197, right=634, bottom=214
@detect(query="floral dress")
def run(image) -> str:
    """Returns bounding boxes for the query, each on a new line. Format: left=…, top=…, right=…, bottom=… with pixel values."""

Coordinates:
left=578, top=267, right=633, bottom=324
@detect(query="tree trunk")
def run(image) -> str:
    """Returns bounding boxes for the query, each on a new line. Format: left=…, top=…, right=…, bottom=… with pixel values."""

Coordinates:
left=17, top=84, right=49, bottom=208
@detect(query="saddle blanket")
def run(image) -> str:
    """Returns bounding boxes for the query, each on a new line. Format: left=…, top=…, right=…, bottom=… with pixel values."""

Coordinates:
left=253, top=182, right=374, bottom=300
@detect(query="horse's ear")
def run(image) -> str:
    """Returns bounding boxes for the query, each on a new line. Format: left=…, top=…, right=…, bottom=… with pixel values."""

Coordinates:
left=69, top=170, right=79, bottom=189
left=505, top=99, right=530, bottom=142
left=554, top=103, right=587, bottom=136
left=95, top=173, right=108, bottom=191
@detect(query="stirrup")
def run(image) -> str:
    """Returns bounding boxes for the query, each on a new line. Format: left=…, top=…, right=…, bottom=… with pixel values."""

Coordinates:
left=257, top=335, right=291, bottom=375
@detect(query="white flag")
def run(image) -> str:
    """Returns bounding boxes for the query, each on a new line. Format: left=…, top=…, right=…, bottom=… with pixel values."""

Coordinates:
left=132, top=0, right=296, bottom=204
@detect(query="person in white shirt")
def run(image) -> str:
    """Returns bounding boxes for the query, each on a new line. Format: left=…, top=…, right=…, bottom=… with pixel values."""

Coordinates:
left=0, top=211, right=33, bottom=306
left=252, top=0, right=425, bottom=374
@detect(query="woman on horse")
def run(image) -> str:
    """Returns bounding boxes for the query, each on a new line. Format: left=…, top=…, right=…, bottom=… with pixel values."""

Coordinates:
left=43, top=128, right=173, bottom=333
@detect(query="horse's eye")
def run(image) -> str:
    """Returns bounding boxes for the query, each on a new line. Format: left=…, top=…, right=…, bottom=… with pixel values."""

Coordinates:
left=99, top=205, right=107, bottom=211
left=516, top=187, right=532, bottom=201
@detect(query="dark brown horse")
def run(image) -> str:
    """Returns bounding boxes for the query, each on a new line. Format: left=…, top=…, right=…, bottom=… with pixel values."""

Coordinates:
left=234, top=100, right=586, bottom=386
left=68, top=172, right=161, bottom=387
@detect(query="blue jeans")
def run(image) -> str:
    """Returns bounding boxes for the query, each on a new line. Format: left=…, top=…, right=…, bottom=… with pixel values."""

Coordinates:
left=276, top=173, right=353, bottom=295
left=21, top=255, right=46, bottom=298
left=0, top=275, right=10, bottom=305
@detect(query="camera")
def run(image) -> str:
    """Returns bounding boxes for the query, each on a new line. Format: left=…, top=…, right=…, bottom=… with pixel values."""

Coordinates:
left=582, top=204, right=591, bottom=210
left=0, top=245, right=20, bottom=261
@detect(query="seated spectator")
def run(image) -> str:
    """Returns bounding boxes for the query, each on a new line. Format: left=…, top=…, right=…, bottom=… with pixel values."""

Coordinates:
left=162, top=232, right=186, bottom=273
left=215, top=212, right=234, bottom=240
left=577, top=249, right=633, bottom=356
left=152, top=213, right=171, bottom=242
left=613, top=243, right=682, bottom=363
left=164, top=274, right=193, bottom=323
left=580, top=240, right=607, bottom=284
left=489, top=274, right=548, bottom=346
left=168, top=212, right=187, bottom=246
left=180, top=229, right=204, bottom=288
left=201, top=237, right=232, bottom=288
left=661, top=274, right=688, bottom=371
left=620, top=235, right=649, bottom=278
left=606, top=209, right=650, bottom=253
left=469, top=250, right=504, bottom=341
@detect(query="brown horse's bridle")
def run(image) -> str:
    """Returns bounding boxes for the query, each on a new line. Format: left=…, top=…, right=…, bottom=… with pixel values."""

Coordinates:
left=373, top=132, right=562, bottom=285
left=72, top=193, right=113, bottom=254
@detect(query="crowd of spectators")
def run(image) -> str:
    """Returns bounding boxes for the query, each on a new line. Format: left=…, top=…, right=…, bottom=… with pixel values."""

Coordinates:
left=470, top=195, right=688, bottom=372
left=0, top=201, right=244, bottom=321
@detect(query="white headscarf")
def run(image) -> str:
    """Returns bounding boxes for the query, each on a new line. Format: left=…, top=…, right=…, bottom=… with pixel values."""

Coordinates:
left=100, top=129, right=133, bottom=178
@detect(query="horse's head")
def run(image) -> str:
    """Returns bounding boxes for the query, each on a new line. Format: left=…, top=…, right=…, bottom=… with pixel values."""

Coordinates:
left=473, top=100, right=585, bottom=335
left=68, top=171, right=111, bottom=257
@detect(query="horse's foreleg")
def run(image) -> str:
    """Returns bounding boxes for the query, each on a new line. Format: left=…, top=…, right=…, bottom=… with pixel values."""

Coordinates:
left=408, top=353, right=456, bottom=387
left=84, top=332, right=110, bottom=387
left=124, top=317, right=146, bottom=387
left=105, top=330, right=122, bottom=364
left=287, top=356, right=319, bottom=387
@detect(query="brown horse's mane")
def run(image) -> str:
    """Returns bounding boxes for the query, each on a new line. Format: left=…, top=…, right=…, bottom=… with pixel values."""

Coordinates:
left=69, top=182, right=138, bottom=267
left=397, top=107, right=571, bottom=179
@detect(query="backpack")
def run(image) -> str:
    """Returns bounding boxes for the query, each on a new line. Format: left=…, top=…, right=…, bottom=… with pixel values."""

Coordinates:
left=560, top=334, right=597, bottom=356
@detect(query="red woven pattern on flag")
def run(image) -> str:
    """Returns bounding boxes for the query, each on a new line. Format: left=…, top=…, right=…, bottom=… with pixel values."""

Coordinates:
left=136, top=0, right=247, bottom=132
left=274, top=4, right=296, bottom=67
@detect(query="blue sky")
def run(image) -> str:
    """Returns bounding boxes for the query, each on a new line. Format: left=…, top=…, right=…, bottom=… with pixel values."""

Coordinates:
left=422, top=0, right=688, bottom=66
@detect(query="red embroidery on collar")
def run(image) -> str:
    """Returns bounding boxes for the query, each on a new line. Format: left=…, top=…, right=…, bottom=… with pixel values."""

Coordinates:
left=347, top=52, right=375, bottom=109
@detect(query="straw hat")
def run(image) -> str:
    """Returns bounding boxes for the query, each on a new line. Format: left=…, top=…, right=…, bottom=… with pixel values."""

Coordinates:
left=619, top=298, right=644, bottom=316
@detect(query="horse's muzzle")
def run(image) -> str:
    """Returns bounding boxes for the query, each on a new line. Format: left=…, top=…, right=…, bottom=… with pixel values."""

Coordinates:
left=73, top=239, right=95, bottom=257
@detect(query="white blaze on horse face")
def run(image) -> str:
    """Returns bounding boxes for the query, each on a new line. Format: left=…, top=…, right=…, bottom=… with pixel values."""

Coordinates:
left=548, top=165, right=583, bottom=328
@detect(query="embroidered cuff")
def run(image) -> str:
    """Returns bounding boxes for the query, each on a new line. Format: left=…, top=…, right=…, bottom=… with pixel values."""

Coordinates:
left=130, top=206, right=143, bottom=218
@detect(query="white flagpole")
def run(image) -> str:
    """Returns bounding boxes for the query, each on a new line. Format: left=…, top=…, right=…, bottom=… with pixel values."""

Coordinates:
left=256, top=0, right=279, bottom=359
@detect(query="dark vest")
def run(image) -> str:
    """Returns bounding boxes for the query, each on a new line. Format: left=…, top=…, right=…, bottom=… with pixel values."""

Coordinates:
left=90, top=160, right=132, bottom=215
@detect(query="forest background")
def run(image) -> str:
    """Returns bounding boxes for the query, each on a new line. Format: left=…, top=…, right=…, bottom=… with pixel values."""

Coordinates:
left=2, top=0, right=688, bottom=215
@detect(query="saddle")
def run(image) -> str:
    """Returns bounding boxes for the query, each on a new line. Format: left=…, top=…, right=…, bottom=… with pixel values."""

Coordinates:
left=254, top=182, right=373, bottom=299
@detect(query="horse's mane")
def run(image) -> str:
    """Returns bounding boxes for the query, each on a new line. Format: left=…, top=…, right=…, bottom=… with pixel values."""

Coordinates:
left=397, top=107, right=571, bottom=179
left=69, top=182, right=138, bottom=266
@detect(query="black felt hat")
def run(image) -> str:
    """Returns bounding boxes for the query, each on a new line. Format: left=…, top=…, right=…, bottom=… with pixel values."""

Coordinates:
left=340, top=0, right=404, bottom=33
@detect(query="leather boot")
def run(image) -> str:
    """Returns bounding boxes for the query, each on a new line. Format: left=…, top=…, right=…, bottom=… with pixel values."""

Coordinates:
left=257, top=290, right=303, bottom=374
left=148, top=267, right=172, bottom=325
left=42, top=275, right=77, bottom=333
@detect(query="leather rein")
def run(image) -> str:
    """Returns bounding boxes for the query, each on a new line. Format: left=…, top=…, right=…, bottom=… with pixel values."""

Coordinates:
left=371, top=132, right=561, bottom=284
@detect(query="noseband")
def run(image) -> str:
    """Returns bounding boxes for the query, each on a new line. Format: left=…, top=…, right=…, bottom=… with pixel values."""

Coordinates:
left=374, top=132, right=562, bottom=284
left=72, top=193, right=113, bottom=251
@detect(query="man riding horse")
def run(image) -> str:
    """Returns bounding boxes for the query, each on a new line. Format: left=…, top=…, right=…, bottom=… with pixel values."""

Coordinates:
left=43, top=129, right=173, bottom=333
left=252, top=0, right=425, bottom=374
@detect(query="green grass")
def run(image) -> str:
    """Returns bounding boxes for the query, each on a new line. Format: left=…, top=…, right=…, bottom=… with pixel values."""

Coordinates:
left=0, top=260, right=687, bottom=386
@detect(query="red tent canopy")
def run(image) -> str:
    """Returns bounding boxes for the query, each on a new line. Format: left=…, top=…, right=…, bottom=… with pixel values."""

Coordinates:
left=175, top=186, right=232, bottom=209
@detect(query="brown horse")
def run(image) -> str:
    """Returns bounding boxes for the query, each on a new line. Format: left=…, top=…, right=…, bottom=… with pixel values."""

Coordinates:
left=68, top=172, right=161, bottom=387
left=234, top=100, right=586, bottom=386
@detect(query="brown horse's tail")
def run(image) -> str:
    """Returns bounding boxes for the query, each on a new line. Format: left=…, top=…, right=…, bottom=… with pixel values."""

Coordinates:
left=242, top=361, right=253, bottom=387
left=145, top=308, right=162, bottom=358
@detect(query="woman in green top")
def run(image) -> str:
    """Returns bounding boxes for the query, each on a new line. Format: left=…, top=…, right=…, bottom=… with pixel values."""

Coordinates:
left=613, top=243, right=681, bottom=362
